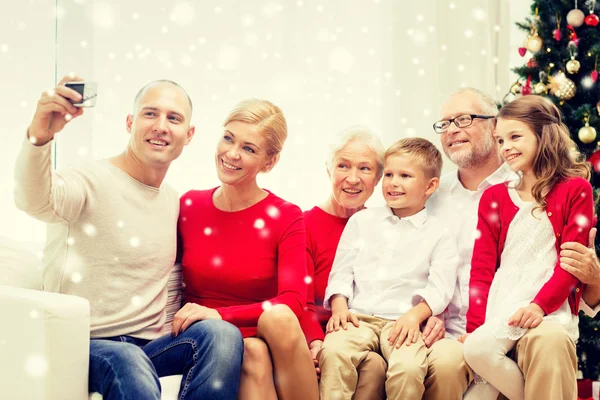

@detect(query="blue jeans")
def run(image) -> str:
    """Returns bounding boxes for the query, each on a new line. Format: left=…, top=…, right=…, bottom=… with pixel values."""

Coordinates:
left=89, top=320, right=243, bottom=400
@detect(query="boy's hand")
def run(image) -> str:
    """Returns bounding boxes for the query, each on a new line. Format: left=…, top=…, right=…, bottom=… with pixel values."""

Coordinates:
left=458, top=333, right=469, bottom=343
left=388, top=314, right=421, bottom=348
left=508, top=303, right=544, bottom=329
left=326, top=309, right=359, bottom=333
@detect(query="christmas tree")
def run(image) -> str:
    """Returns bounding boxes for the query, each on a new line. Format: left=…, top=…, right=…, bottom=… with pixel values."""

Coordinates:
left=509, top=0, right=600, bottom=381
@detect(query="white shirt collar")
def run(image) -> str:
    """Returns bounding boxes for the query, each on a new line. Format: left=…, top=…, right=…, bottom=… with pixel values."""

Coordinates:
left=381, top=206, right=428, bottom=228
left=448, top=163, right=514, bottom=193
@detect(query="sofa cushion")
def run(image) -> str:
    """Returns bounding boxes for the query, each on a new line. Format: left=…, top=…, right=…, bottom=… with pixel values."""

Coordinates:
left=0, top=235, right=43, bottom=289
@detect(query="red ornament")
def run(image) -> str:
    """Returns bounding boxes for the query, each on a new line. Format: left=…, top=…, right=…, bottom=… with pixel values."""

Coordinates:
left=553, top=29, right=562, bottom=41
left=589, top=149, right=600, bottom=173
left=585, top=13, right=599, bottom=26
left=526, top=58, right=537, bottom=68
left=521, top=75, right=532, bottom=96
left=518, top=47, right=527, bottom=57
left=566, top=24, right=579, bottom=44
left=592, top=70, right=598, bottom=82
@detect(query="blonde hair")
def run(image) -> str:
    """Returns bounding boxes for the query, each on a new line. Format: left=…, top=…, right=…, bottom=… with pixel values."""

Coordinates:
left=325, top=126, right=385, bottom=180
left=498, top=95, right=590, bottom=209
left=224, top=99, right=287, bottom=157
left=385, top=137, right=443, bottom=178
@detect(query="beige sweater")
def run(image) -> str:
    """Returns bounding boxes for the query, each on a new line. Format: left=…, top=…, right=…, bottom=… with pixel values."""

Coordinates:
left=14, top=138, right=179, bottom=339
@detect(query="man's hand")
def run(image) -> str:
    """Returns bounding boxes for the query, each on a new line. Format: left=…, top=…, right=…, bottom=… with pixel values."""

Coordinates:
left=388, top=314, right=421, bottom=348
left=326, top=308, right=359, bottom=333
left=422, top=315, right=445, bottom=347
left=560, top=227, right=600, bottom=286
left=309, top=340, right=323, bottom=378
left=508, top=303, right=544, bottom=329
left=28, top=75, right=85, bottom=146
left=172, top=303, right=222, bottom=337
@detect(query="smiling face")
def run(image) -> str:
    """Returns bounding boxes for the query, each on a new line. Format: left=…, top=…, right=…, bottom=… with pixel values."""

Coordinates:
left=215, top=120, right=276, bottom=187
left=126, top=82, right=194, bottom=168
left=495, top=118, right=539, bottom=175
left=328, top=140, right=381, bottom=211
left=439, top=91, right=496, bottom=169
left=382, top=153, right=438, bottom=218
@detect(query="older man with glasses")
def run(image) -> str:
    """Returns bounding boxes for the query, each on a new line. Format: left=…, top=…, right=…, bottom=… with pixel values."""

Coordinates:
left=421, top=87, right=600, bottom=400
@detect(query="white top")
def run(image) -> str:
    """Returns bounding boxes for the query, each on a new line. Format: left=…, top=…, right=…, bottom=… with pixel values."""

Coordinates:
left=481, top=187, right=578, bottom=342
left=323, top=206, right=459, bottom=320
left=14, top=138, right=180, bottom=339
left=427, top=164, right=514, bottom=339
left=428, top=164, right=599, bottom=339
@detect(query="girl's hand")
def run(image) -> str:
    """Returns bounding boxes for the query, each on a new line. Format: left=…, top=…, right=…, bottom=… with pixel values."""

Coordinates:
left=172, top=303, right=222, bottom=337
left=388, top=314, right=421, bottom=348
left=508, top=303, right=544, bottom=329
left=458, top=333, right=469, bottom=343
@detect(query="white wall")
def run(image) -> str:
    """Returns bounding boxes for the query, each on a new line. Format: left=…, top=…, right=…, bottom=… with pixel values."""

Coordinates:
left=2, top=0, right=532, bottom=240
left=0, top=1, right=55, bottom=241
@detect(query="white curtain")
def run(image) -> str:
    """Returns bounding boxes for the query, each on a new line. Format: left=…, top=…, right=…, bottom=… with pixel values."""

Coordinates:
left=1, top=0, right=531, bottom=239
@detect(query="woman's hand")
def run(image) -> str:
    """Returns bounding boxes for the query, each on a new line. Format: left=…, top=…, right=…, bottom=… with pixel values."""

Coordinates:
left=172, top=303, right=222, bottom=337
left=309, top=340, right=323, bottom=378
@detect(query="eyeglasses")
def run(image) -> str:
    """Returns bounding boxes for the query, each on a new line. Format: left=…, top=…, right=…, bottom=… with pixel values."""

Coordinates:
left=432, top=114, right=495, bottom=134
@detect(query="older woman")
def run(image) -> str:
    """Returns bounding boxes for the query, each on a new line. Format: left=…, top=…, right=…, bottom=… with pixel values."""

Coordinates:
left=174, top=99, right=318, bottom=400
left=299, top=126, right=388, bottom=400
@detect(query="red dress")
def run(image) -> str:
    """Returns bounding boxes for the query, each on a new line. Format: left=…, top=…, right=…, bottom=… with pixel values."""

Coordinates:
left=178, top=188, right=307, bottom=338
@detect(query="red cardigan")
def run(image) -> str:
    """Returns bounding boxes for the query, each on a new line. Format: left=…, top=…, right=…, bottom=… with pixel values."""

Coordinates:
left=466, top=177, right=594, bottom=333
left=178, top=188, right=307, bottom=338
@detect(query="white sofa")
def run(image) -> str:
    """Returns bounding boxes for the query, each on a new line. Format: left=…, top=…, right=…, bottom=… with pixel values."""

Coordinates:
left=0, top=236, right=184, bottom=400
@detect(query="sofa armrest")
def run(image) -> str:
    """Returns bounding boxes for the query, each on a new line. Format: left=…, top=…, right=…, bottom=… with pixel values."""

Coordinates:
left=0, top=285, right=90, bottom=400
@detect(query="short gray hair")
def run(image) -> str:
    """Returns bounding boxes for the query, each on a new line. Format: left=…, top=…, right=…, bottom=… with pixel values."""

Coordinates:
left=449, top=87, right=498, bottom=133
left=325, top=125, right=385, bottom=179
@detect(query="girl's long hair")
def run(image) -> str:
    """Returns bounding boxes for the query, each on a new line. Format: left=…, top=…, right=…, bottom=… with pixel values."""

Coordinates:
left=498, top=95, right=590, bottom=209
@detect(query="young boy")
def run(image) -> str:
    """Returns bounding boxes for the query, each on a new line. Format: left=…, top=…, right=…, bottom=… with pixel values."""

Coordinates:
left=318, top=137, right=459, bottom=400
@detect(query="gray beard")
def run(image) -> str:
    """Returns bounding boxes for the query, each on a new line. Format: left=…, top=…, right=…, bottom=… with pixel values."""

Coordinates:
left=445, top=144, right=496, bottom=170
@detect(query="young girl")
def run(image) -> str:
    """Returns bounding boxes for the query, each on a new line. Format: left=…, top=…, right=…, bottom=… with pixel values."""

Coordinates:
left=461, top=95, right=594, bottom=400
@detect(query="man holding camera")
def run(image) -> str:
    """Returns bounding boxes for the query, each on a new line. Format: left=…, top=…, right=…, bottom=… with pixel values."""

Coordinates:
left=14, top=75, right=244, bottom=400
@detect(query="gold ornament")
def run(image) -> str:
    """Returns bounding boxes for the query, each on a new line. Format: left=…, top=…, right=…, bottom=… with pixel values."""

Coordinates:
left=597, top=101, right=600, bottom=116
left=566, top=9, right=585, bottom=27
left=549, top=71, right=576, bottom=100
left=533, top=82, right=548, bottom=94
left=526, top=34, right=543, bottom=53
left=578, top=123, right=597, bottom=144
left=509, top=81, right=522, bottom=95
left=566, top=58, right=581, bottom=74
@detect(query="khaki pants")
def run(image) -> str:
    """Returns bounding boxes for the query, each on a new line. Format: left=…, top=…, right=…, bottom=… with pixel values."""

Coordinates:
left=423, top=338, right=473, bottom=400
left=423, top=321, right=577, bottom=400
left=318, top=314, right=427, bottom=400
left=354, top=351, right=386, bottom=400
left=498, top=320, right=577, bottom=400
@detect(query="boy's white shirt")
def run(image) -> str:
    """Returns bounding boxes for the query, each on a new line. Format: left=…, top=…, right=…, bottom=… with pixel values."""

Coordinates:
left=427, top=163, right=599, bottom=339
left=323, top=206, right=459, bottom=319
